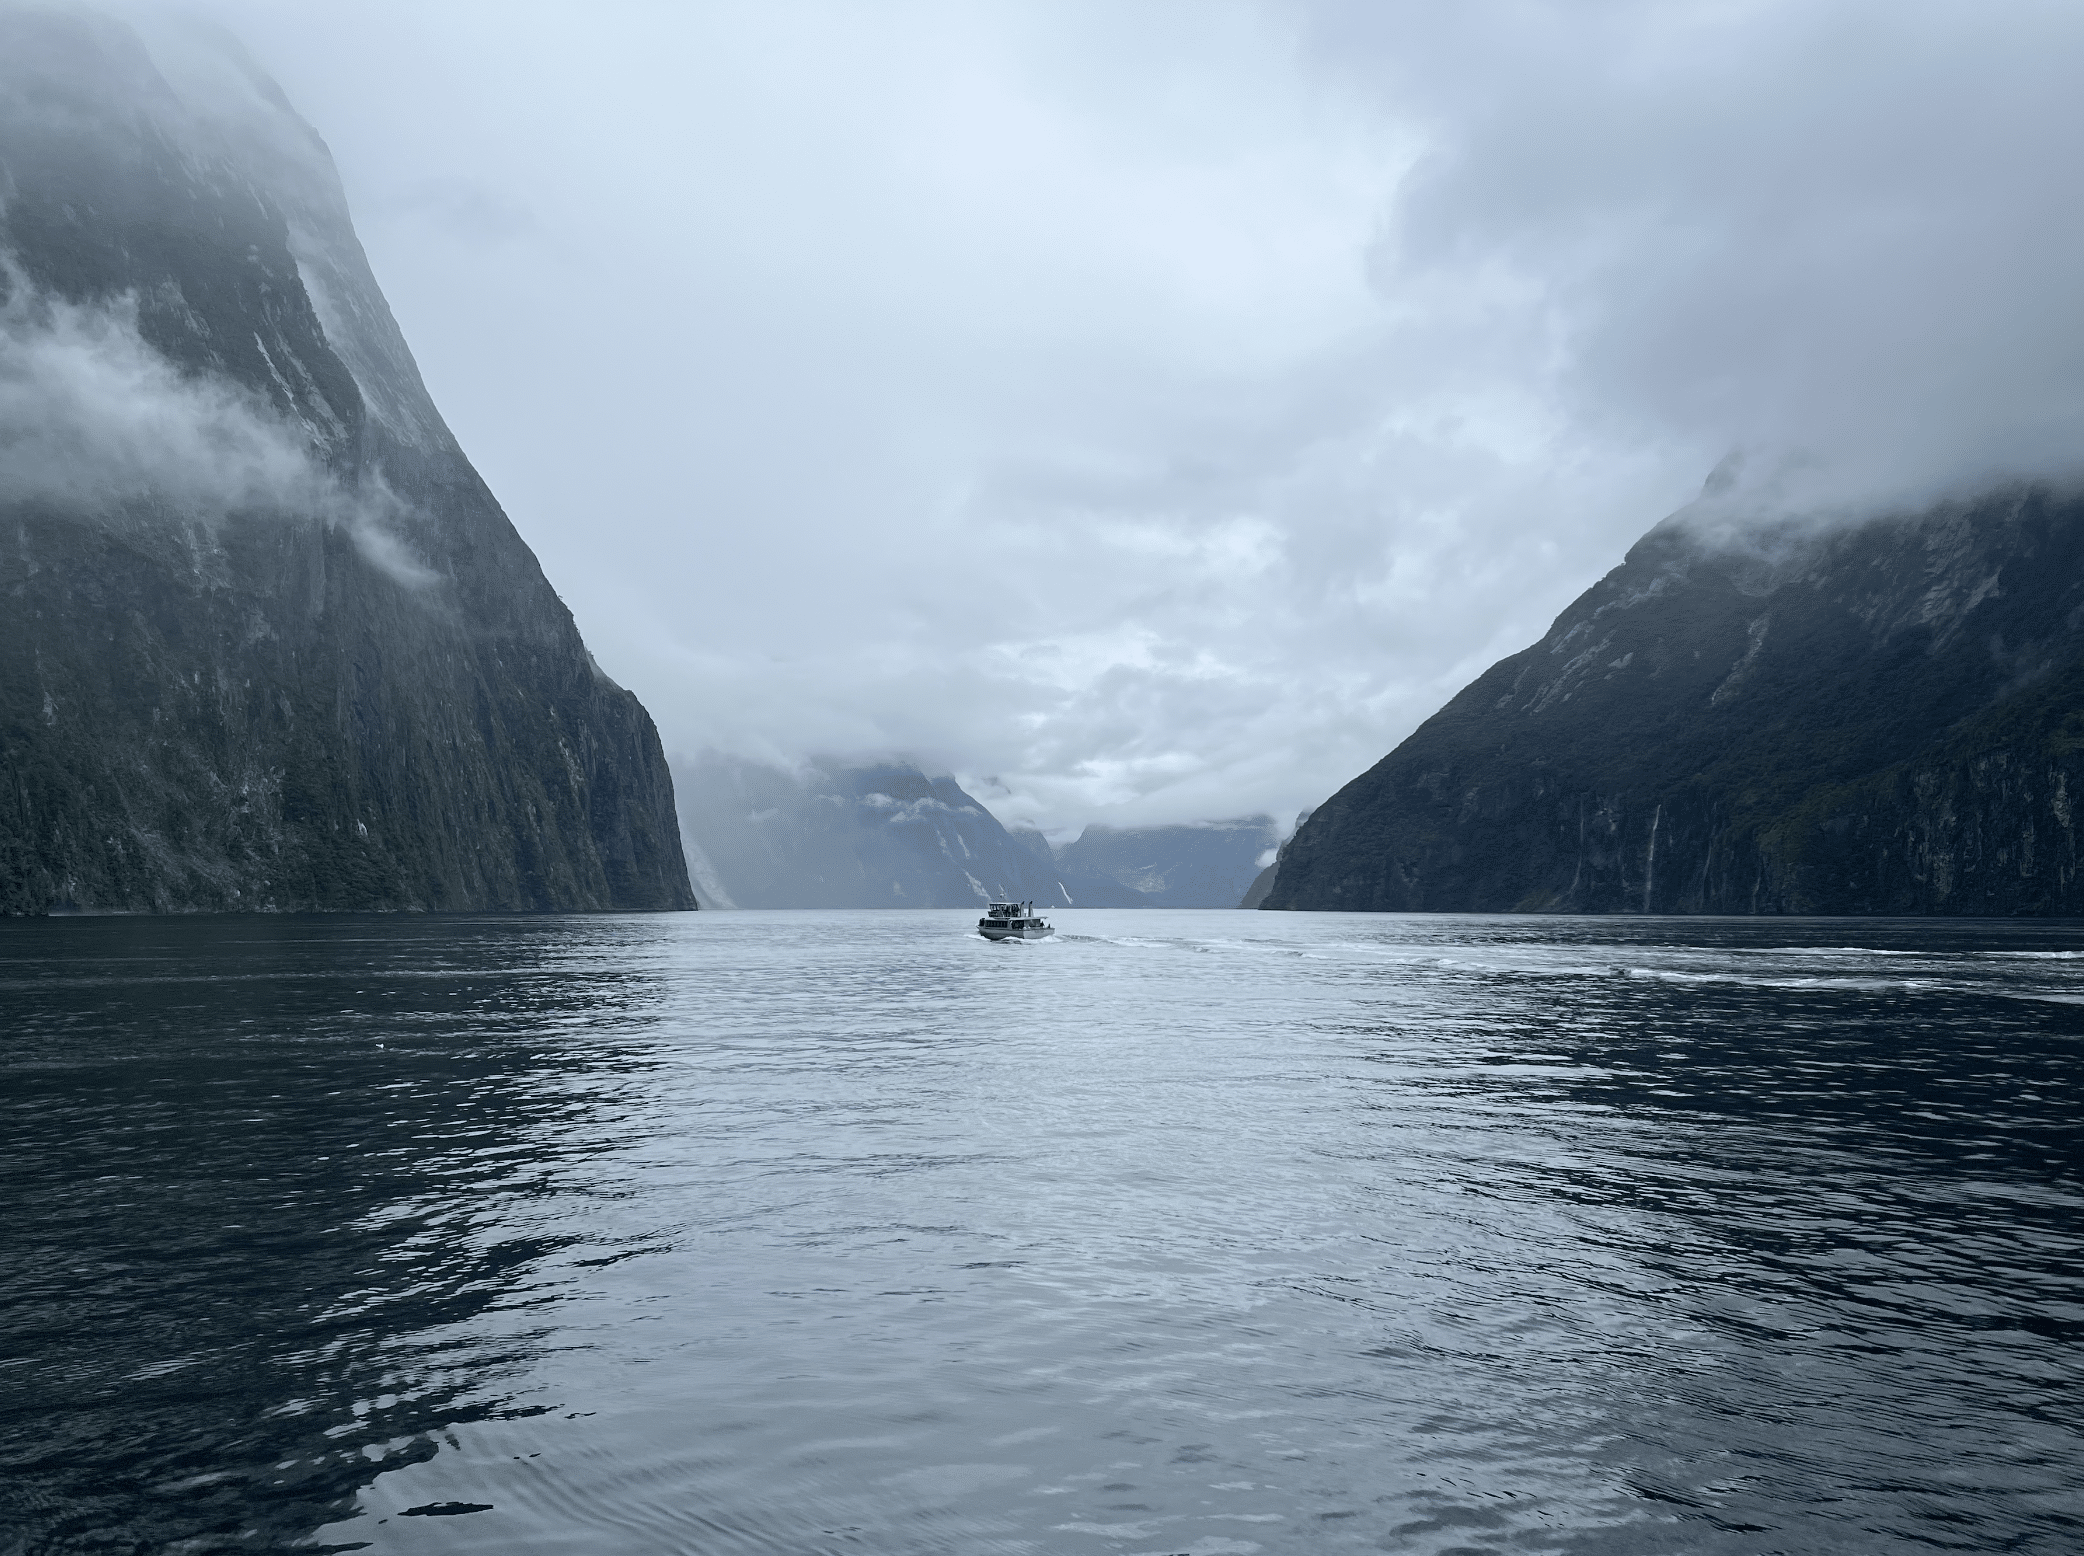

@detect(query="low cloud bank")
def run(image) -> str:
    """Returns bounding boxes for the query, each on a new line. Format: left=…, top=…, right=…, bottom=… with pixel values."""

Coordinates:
left=0, top=279, right=325, bottom=517
left=1317, top=0, right=2084, bottom=516
left=0, top=275, right=439, bottom=587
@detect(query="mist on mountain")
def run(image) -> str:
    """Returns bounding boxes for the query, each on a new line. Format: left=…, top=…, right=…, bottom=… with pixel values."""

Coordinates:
left=0, top=5, right=691, bottom=913
left=1054, top=818, right=1279, bottom=909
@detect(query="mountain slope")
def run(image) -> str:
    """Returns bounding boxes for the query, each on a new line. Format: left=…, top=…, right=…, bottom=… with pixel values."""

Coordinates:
left=1266, top=483, right=2084, bottom=915
left=0, top=8, right=694, bottom=912
left=1239, top=809, right=1310, bottom=908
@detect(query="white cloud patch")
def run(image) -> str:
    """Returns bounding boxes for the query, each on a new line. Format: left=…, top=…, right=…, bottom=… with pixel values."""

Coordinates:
left=0, top=271, right=440, bottom=587
left=876, top=795, right=978, bottom=825
left=345, top=499, right=442, bottom=588
left=0, top=278, right=325, bottom=515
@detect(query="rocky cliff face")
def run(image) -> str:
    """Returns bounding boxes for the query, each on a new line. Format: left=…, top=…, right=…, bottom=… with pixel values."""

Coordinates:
left=1267, top=482, right=2084, bottom=915
left=0, top=9, right=693, bottom=912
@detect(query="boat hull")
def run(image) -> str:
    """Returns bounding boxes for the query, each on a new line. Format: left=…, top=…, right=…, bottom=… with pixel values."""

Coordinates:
left=979, top=924, right=1054, bottom=941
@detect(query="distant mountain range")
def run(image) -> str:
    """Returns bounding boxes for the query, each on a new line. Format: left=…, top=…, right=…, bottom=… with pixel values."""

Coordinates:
left=675, top=754, right=1275, bottom=909
left=674, top=756, right=1063, bottom=909
left=1264, top=481, right=2084, bottom=915
left=1055, top=818, right=1276, bottom=908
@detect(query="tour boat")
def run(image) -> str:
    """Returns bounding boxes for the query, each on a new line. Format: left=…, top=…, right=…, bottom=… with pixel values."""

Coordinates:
left=978, top=901, right=1054, bottom=941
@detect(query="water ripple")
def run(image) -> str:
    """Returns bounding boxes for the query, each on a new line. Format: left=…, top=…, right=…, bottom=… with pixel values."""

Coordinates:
left=1, top=910, right=2079, bottom=1554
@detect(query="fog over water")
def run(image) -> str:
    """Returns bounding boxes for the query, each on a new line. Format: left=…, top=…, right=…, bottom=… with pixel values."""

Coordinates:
left=139, top=0, right=2084, bottom=833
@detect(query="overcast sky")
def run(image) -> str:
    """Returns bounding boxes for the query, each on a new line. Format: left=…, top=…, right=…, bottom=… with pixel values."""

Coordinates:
left=169, top=0, right=2084, bottom=835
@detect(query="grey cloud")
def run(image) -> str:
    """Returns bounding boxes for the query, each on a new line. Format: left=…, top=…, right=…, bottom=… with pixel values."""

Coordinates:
left=377, top=177, right=541, bottom=246
left=1312, top=0, right=2084, bottom=513
left=157, top=0, right=2084, bottom=834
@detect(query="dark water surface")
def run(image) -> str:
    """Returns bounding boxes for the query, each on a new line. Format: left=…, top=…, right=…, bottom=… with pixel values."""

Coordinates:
left=3, top=910, right=2080, bottom=1555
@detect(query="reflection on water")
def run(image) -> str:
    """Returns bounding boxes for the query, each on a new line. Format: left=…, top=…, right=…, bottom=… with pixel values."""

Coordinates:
left=1, top=916, right=678, bottom=1552
left=2, top=911, right=2079, bottom=1554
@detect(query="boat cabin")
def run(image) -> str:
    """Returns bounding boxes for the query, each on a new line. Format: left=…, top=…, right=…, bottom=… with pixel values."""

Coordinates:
left=978, top=900, right=1053, bottom=938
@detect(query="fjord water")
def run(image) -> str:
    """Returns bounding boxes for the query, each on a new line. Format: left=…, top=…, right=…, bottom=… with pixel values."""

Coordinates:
left=3, top=912, right=2079, bottom=1555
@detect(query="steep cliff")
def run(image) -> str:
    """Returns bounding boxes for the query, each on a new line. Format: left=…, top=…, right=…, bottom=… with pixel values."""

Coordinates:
left=1238, top=809, right=1309, bottom=908
left=1266, top=482, right=2084, bottom=915
left=0, top=9, right=694, bottom=912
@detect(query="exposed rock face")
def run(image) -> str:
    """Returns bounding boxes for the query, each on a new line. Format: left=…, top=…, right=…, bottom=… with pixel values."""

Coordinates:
left=1055, top=818, right=1277, bottom=908
left=676, top=755, right=1071, bottom=909
left=0, top=9, right=694, bottom=912
left=1267, top=483, right=2084, bottom=915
